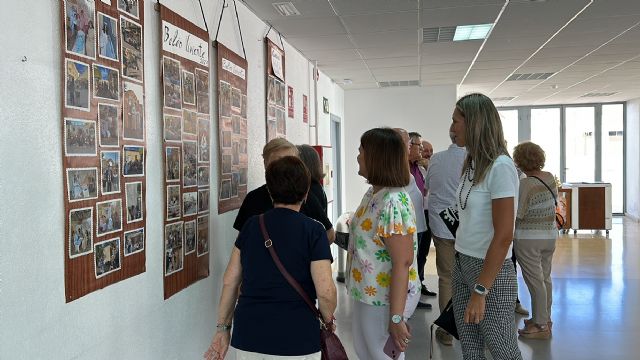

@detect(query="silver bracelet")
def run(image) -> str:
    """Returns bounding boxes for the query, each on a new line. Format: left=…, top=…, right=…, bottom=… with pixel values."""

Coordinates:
left=216, top=323, right=232, bottom=331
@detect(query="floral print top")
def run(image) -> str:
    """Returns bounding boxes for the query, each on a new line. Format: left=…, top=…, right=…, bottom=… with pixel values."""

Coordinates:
left=346, top=186, right=421, bottom=306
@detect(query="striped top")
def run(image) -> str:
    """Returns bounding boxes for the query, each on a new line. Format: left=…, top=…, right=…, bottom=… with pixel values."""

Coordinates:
left=515, top=174, right=558, bottom=240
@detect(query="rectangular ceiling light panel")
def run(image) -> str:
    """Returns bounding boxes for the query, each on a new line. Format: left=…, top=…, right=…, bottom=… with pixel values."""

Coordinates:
left=272, top=2, right=301, bottom=16
left=507, top=72, right=555, bottom=81
left=378, top=80, right=421, bottom=88
left=453, top=24, right=493, bottom=41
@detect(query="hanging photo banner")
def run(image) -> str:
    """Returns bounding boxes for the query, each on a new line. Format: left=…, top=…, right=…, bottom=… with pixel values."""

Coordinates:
left=60, top=0, right=147, bottom=302
left=160, top=5, right=210, bottom=300
left=265, top=38, right=286, bottom=142
left=216, top=42, right=248, bottom=214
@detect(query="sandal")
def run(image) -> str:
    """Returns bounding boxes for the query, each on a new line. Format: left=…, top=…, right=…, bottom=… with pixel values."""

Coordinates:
left=524, top=318, right=553, bottom=333
left=519, top=323, right=551, bottom=339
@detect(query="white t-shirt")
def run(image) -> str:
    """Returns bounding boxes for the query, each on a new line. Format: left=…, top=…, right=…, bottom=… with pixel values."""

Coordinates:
left=455, top=155, right=519, bottom=259
left=407, top=175, right=427, bottom=233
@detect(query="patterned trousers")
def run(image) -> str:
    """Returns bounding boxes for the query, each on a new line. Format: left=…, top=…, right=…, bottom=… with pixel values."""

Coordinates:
left=452, top=253, right=522, bottom=360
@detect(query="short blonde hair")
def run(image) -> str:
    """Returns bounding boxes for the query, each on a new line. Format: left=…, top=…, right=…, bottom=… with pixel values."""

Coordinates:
left=513, top=141, right=545, bottom=171
left=262, top=138, right=298, bottom=162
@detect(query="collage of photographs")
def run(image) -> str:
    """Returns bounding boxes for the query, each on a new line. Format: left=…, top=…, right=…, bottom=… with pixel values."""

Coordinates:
left=266, top=74, right=287, bottom=141
left=161, top=24, right=211, bottom=280
left=62, top=0, right=146, bottom=292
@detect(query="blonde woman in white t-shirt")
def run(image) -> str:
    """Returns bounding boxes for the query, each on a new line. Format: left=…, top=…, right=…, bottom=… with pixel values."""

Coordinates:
left=450, top=93, right=523, bottom=359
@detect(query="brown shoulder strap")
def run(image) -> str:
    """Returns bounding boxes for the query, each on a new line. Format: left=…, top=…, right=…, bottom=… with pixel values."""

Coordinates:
left=258, top=214, right=322, bottom=319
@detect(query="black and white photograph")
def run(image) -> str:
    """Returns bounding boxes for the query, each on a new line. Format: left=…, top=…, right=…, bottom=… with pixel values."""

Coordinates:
left=232, top=114, right=241, bottom=135
left=122, top=81, right=144, bottom=140
left=163, top=56, right=182, bottom=109
left=123, top=145, right=144, bottom=177
left=65, top=118, right=96, bottom=156
left=97, top=12, right=118, bottom=61
left=100, top=151, right=121, bottom=195
left=124, top=228, right=144, bottom=256
left=231, top=86, right=241, bottom=111
left=96, top=198, right=123, bottom=237
left=125, top=181, right=143, bottom=223
left=65, top=59, right=90, bottom=111
left=118, top=0, right=139, bottom=19
left=197, top=166, right=209, bottom=187
left=98, top=103, right=119, bottom=147
left=166, top=185, right=181, bottom=220
left=184, top=220, right=196, bottom=255
left=183, top=191, right=197, bottom=216
left=93, top=64, right=120, bottom=101
left=276, top=78, right=286, bottom=108
left=276, top=107, right=286, bottom=135
left=198, top=189, right=209, bottom=214
left=165, top=221, right=184, bottom=276
left=198, top=118, right=210, bottom=162
left=239, top=138, right=247, bottom=155
left=220, top=179, right=231, bottom=200
left=232, top=172, right=240, bottom=198
left=120, top=16, right=143, bottom=82
left=163, top=114, right=182, bottom=142
left=222, top=154, right=232, bottom=174
left=182, top=70, right=195, bottom=105
left=69, top=207, right=93, bottom=259
left=267, top=120, right=277, bottom=141
left=64, top=0, right=96, bottom=60
left=94, top=237, right=121, bottom=278
left=183, top=141, right=197, bottom=187
left=197, top=215, right=209, bottom=257
left=241, top=94, right=247, bottom=118
left=239, top=167, right=247, bottom=186
left=219, top=81, right=231, bottom=117
left=222, top=130, right=232, bottom=149
left=195, top=68, right=209, bottom=114
left=67, top=168, right=98, bottom=202
left=183, top=109, right=197, bottom=135
left=166, top=146, right=180, bottom=182
left=232, top=141, right=240, bottom=165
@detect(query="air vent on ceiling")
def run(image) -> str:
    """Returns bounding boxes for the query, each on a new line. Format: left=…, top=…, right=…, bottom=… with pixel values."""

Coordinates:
left=378, top=80, right=421, bottom=88
left=492, top=96, right=515, bottom=101
left=580, top=92, right=618, bottom=98
left=422, top=26, right=456, bottom=43
left=272, top=2, right=301, bottom=16
left=507, top=72, right=555, bottom=81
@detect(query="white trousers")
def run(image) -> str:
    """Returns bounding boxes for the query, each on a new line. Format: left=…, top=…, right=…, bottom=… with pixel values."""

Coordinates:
left=235, top=349, right=321, bottom=360
left=352, top=293, right=420, bottom=360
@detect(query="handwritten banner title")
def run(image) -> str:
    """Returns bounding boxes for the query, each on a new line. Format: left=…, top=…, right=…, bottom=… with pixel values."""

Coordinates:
left=222, top=58, right=246, bottom=80
left=162, top=21, right=209, bottom=66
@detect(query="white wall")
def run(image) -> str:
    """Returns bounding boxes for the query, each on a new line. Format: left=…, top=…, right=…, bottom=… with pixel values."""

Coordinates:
left=343, top=85, right=458, bottom=211
left=626, top=98, right=640, bottom=220
left=0, top=1, right=343, bottom=359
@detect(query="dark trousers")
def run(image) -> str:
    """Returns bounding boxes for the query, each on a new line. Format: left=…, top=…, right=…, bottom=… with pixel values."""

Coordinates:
left=512, top=246, right=521, bottom=304
left=417, top=210, right=432, bottom=284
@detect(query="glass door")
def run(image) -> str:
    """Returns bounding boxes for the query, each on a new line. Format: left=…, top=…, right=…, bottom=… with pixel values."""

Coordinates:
left=601, top=104, right=624, bottom=213
left=565, top=106, right=595, bottom=183
left=530, top=107, right=561, bottom=179
left=498, top=109, right=519, bottom=154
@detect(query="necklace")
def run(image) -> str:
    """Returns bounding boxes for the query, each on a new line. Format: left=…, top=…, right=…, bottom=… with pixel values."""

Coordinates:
left=458, top=164, right=475, bottom=210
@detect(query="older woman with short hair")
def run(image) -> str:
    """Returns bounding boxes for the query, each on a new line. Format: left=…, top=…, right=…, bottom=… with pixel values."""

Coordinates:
left=512, top=141, right=557, bottom=340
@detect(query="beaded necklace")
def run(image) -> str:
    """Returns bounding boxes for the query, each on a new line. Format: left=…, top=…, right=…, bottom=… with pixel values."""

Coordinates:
left=458, top=162, right=476, bottom=210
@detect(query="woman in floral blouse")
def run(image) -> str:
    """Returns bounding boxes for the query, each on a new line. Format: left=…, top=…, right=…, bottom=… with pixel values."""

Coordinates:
left=347, top=127, right=421, bottom=359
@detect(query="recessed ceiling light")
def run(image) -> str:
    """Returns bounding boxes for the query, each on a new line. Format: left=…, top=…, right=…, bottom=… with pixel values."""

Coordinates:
left=272, top=2, right=301, bottom=16
left=453, top=24, right=493, bottom=41
left=342, top=79, right=353, bottom=85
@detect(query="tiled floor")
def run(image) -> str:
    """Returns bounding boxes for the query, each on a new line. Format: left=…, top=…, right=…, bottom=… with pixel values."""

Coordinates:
left=332, top=217, right=640, bottom=359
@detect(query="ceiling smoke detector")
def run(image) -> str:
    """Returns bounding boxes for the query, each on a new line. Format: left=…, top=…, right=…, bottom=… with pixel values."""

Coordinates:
left=272, top=2, right=301, bottom=16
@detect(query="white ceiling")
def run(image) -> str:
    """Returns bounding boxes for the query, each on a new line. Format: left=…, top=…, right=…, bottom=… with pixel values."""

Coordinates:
left=242, top=0, right=640, bottom=106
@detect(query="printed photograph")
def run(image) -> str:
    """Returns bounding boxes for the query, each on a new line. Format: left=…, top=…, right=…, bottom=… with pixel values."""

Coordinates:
left=64, top=0, right=96, bottom=59
left=166, top=185, right=181, bottom=220
left=121, top=16, right=143, bottom=82
left=241, top=94, right=247, bottom=118
left=98, top=12, right=118, bottom=61
left=123, top=145, right=144, bottom=177
left=163, top=114, right=182, bottom=142
left=197, top=118, right=210, bottom=162
left=93, top=64, right=120, bottom=101
left=95, top=237, right=121, bottom=278
left=197, top=166, right=209, bottom=187
left=239, top=167, right=247, bottom=186
left=118, top=0, right=139, bottom=19
left=277, top=79, right=286, bottom=108
left=239, top=138, right=247, bottom=155
left=184, top=220, right=196, bottom=255
left=165, top=221, right=184, bottom=276
left=197, top=215, right=209, bottom=257
left=163, top=56, right=182, bottom=110
left=232, top=141, right=239, bottom=165
left=267, top=76, right=276, bottom=104
left=182, top=70, right=195, bottom=105
left=65, top=118, right=96, bottom=156
left=219, top=81, right=231, bottom=117
left=67, top=168, right=98, bottom=202
left=125, top=181, right=143, bottom=223
left=98, top=103, right=119, bottom=147
left=232, top=114, right=241, bottom=134
left=222, top=131, right=231, bottom=149
left=96, top=198, right=123, bottom=237
left=267, top=120, right=277, bottom=141
left=183, top=191, right=197, bottom=216
left=183, top=141, right=197, bottom=187
left=124, top=228, right=144, bottom=256
left=268, top=104, right=276, bottom=118
left=240, top=118, right=247, bottom=136
left=323, top=97, right=329, bottom=114
left=166, top=146, right=180, bottom=182
left=223, top=116, right=232, bottom=130
left=195, top=68, right=209, bottom=114
left=276, top=107, right=286, bottom=135
left=100, top=151, right=121, bottom=195
left=220, top=179, right=231, bottom=200
left=231, top=87, right=241, bottom=111
left=198, top=189, right=209, bottom=214
left=231, top=172, right=239, bottom=197
left=183, top=109, right=197, bottom=135
left=69, top=207, right=93, bottom=259
left=222, top=154, right=232, bottom=174
left=65, top=59, right=90, bottom=111
left=123, top=81, right=144, bottom=140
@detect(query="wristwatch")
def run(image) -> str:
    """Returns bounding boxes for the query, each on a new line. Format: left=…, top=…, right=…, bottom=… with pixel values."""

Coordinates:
left=473, top=283, right=489, bottom=296
left=391, top=314, right=403, bottom=324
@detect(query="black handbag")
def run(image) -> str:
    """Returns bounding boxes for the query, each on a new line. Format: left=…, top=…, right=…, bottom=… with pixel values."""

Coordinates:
left=429, top=299, right=459, bottom=359
left=438, top=206, right=459, bottom=238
